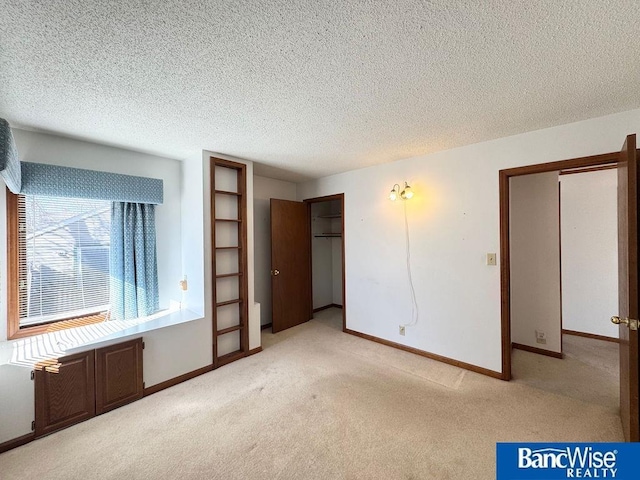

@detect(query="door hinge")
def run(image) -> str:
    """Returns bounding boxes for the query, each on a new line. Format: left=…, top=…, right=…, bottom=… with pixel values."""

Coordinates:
left=31, top=421, right=35, bottom=431
left=30, top=370, right=34, bottom=381
left=142, top=341, right=145, bottom=350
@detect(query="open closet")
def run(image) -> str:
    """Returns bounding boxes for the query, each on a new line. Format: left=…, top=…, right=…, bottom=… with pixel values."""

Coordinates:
left=310, top=199, right=343, bottom=312
left=269, top=193, right=345, bottom=333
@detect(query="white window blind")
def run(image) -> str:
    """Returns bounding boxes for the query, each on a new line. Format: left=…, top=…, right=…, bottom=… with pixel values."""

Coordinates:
left=18, top=195, right=111, bottom=327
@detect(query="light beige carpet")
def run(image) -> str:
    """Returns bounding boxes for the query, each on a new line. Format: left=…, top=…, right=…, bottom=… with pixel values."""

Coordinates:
left=0, top=309, right=624, bottom=480
left=512, top=333, right=620, bottom=412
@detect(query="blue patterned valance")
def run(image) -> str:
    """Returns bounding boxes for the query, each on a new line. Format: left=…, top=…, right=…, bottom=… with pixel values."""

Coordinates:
left=0, top=118, right=22, bottom=194
left=21, top=162, right=163, bottom=204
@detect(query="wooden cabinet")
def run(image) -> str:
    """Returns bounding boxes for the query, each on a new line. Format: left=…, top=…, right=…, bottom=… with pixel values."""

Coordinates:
left=95, top=338, right=144, bottom=415
left=35, top=338, right=144, bottom=437
left=35, top=350, right=95, bottom=437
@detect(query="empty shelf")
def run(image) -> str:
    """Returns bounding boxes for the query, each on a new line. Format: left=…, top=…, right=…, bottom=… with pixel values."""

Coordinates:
left=215, top=272, right=243, bottom=278
left=217, top=324, right=243, bottom=336
left=216, top=299, right=242, bottom=307
left=215, top=190, right=242, bottom=196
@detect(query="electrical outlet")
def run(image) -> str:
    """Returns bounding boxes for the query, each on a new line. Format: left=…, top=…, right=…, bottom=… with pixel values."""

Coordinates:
left=486, top=253, right=497, bottom=266
left=399, top=326, right=406, bottom=336
left=535, top=330, right=547, bottom=345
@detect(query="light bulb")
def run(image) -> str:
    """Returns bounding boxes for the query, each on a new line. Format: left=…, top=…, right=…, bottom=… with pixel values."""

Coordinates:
left=401, top=184, right=413, bottom=199
left=389, top=184, right=400, bottom=201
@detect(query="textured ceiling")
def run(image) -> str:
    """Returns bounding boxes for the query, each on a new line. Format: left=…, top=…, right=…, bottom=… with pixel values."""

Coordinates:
left=1, top=1, right=639, bottom=182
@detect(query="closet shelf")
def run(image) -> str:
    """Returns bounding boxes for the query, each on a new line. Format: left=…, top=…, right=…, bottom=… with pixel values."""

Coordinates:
left=216, top=272, right=243, bottom=278
left=314, top=233, right=342, bottom=238
left=216, top=299, right=242, bottom=307
left=215, top=218, right=242, bottom=223
left=217, top=324, right=243, bottom=336
left=215, top=246, right=241, bottom=250
left=317, top=213, right=342, bottom=219
left=214, top=190, right=241, bottom=196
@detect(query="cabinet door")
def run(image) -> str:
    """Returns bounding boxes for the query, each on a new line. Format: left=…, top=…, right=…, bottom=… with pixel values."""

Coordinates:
left=35, top=351, right=95, bottom=437
left=95, top=338, right=143, bottom=415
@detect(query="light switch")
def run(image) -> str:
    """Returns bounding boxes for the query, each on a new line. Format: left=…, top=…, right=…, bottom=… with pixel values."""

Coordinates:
left=486, top=253, right=497, bottom=266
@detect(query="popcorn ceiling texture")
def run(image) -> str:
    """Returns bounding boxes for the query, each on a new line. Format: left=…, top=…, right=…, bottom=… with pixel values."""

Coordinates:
left=1, top=1, right=639, bottom=181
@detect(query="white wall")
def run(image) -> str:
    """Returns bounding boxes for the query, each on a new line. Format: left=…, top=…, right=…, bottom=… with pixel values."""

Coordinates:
left=510, top=172, right=562, bottom=353
left=181, top=154, right=206, bottom=317
left=253, top=176, right=297, bottom=326
left=561, top=169, right=618, bottom=338
left=297, top=108, right=640, bottom=374
left=0, top=363, right=33, bottom=444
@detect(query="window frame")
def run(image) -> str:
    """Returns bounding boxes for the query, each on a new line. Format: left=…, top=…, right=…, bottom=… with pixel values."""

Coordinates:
left=6, top=189, right=109, bottom=339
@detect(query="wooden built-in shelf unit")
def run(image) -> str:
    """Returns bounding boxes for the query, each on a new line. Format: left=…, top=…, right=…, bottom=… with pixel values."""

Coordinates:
left=210, top=158, right=249, bottom=368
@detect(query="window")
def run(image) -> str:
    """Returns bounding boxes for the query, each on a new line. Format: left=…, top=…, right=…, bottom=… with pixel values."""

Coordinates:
left=7, top=192, right=111, bottom=337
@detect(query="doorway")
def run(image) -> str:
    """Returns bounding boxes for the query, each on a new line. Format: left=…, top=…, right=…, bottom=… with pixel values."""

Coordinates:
left=269, top=194, right=346, bottom=333
left=500, top=151, right=619, bottom=377
left=508, top=165, right=619, bottom=411
left=306, top=194, right=345, bottom=332
left=499, top=137, right=640, bottom=442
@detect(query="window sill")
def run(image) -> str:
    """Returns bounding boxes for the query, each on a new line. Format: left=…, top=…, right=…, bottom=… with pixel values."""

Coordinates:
left=7, top=312, right=109, bottom=340
left=0, top=308, right=204, bottom=368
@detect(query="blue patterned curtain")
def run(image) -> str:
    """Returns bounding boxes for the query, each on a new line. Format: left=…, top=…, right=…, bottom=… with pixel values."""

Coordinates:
left=0, top=118, right=21, bottom=193
left=110, top=202, right=159, bottom=320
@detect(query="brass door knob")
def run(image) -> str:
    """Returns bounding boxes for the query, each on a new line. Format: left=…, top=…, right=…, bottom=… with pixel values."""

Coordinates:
left=611, top=315, right=625, bottom=325
left=611, top=316, right=639, bottom=330
left=271, top=269, right=280, bottom=276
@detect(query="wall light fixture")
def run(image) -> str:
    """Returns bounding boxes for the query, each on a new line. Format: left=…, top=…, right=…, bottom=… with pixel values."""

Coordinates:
left=388, top=181, right=419, bottom=331
left=389, top=182, right=413, bottom=201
